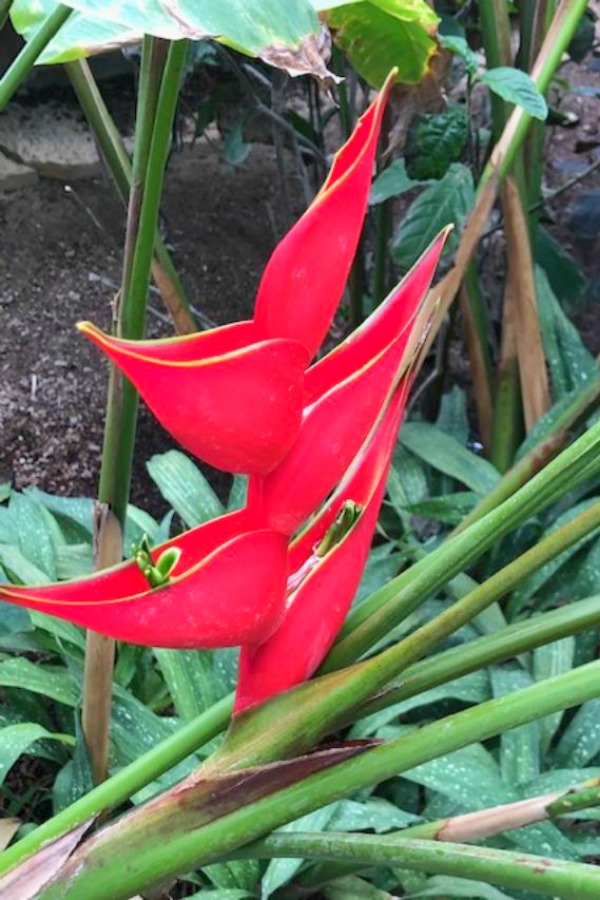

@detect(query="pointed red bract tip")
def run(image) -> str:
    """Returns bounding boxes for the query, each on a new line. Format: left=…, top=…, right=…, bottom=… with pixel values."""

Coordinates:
left=253, top=74, right=395, bottom=361
left=248, top=231, right=448, bottom=535
left=235, top=392, right=405, bottom=714
left=78, top=322, right=309, bottom=475
left=0, top=511, right=289, bottom=648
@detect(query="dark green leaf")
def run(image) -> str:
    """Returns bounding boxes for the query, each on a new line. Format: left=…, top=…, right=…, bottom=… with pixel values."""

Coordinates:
left=392, top=163, right=474, bottom=269
left=405, top=107, right=469, bottom=180
left=400, top=422, right=499, bottom=494
left=479, top=67, right=548, bottom=120
left=147, top=451, right=223, bottom=528
left=369, top=159, right=428, bottom=205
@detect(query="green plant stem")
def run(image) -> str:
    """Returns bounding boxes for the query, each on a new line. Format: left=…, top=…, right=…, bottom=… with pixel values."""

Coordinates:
left=83, top=38, right=186, bottom=784
left=458, top=373, right=600, bottom=533
left=37, top=661, right=600, bottom=899
left=123, top=39, right=188, bottom=321
left=0, top=4, right=72, bottom=111
left=323, top=413, right=600, bottom=670
left=361, top=592, right=600, bottom=718
left=0, top=696, right=231, bottom=876
left=6, top=591, right=600, bottom=874
left=546, top=778, right=600, bottom=818
left=0, top=0, right=13, bottom=32
left=64, top=58, right=195, bottom=334
left=480, top=0, right=588, bottom=191
left=237, top=832, right=600, bottom=899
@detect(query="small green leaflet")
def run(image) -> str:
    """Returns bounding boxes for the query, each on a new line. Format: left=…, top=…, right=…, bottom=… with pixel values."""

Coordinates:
left=479, top=67, right=548, bottom=120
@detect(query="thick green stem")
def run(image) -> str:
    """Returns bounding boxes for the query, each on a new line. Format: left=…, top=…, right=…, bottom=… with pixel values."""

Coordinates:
left=83, top=38, right=186, bottom=783
left=64, top=58, right=195, bottom=334
left=0, top=697, right=231, bottom=876
left=323, top=414, right=600, bottom=670
left=0, top=0, right=13, bottom=33
left=238, top=832, right=600, bottom=899
left=459, top=373, right=600, bottom=532
left=362, top=592, right=600, bottom=717
left=37, top=661, right=600, bottom=898
left=480, top=0, right=588, bottom=191
left=0, top=5, right=72, bottom=110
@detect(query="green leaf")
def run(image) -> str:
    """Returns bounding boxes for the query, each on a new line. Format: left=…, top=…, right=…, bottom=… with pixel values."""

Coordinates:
left=262, top=805, right=341, bottom=897
left=12, top=0, right=322, bottom=67
left=147, top=451, right=223, bottom=528
left=8, top=493, right=57, bottom=580
left=0, top=484, right=11, bottom=503
left=410, top=875, right=517, bottom=899
left=439, top=35, right=479, bottom=76
left=0, top=724, right=73, bottom=786
left=53, top=714, right=94, bottom=813
left=0, top=658, right=80, bottom=707
left=154, top=650, right=226, bottom=721
left=329, top=797, right=420, bottom=831
left=534, top=637, right=576, bottom=754
left=0, top=545, right=50, bottom=586
left=535, top=227, right=587, bottom=317
left=369, top=159, right=428, bottom=205
left=327, top=0, right=439, bottom=88
left=227, top=476, right=248, bottom=513
left=479, top=67, right=548, bottom=120
left=223, top=118, right=251, bottom=167
left=554, top=699, right=600, bottom=769
left=491, top=667, right=540, bottom=786
left=400, top=423, right=500, bottom=494
left=536, top=266, right=597, bottom=399
left=405, top=107, right=469, bottom=180
left=392, top=164, right=475, bottom=269
left=405, top=492, right=478, bottom=526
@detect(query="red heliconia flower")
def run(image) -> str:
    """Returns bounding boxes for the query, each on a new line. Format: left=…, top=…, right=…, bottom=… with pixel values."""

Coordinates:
left=247, top=231, right=448, bottom=535
left=235, top=386, right=407, bottom=714
left=0, top=509, right=288, bottom=648
left=78, top=72, right=395, bottom=477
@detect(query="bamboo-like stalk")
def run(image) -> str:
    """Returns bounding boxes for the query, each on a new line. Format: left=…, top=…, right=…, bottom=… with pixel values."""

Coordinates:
left=0, top=0, right=13, bottom=33
left=238, top=832, right=600, bottom=899
left=64, top=59, right=196, bottom=335
left=33, top=660, right=600, bottom=898
left=458, top=371, right=600, bottom=532
left=82, top=38, right=187, bottom=784
left=0, top=4, right=72, bottom=110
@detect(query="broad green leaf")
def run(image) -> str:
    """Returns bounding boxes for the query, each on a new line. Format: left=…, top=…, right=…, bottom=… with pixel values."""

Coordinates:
left=491, top=667, right=540, bottom=786
left=329, top=797, right=420, bottom=831
left=154, top=650, right=226, bottom=721
left=534, top=637, right=576, bottom=754
left=405, top=107, right=469, bottom=180
left=410, top=876, right=517, bottom=899
left=369, top=159, right=428, bottom=205
left=436, top=386, right=469, bottom=444
left=0, top=545, right=50, bottom=586
left=536, top=266, right=598, bottom=400
left=535, top=227, right=587, bottom=317
left=327, top=0, right=439, bottom=88
left=0, top=484, right=11, bottom=503
left=55, top=543, right=93, bottom=580
left=53, top=715, right=94, bottom=813
left=392, top=163, right=475, bottom=269
left=400, top=422, right=499, bottom=494
left=8, top=493, right=57, bottom=580
left=0, top=658, right=80, bottom=706
left=554, top=699, right=600, bottom=769
left=323, top=876, right=393, bottom=899
left=387, top=445, right=428, bottom=509
left=0, top=603, right=32, bottom=638
left=479, top=67, right=548, bottom=120
left=355, top=544, right=404, bottom=605
left=405, top=492, right=478, bottom=526
left=0, top=724, right=73, bottom=786
left=24, top=488, right=93, bottom=539
left=147, top=451, right=223, bottom=528
left=12, top=0, right=323, bottom=68
left=186, top=891, right=255, bottom=900
left=227, top=475, right=248, bottom=512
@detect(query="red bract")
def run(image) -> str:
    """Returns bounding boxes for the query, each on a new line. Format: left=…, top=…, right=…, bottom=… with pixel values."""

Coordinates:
left=235, top=387, right=407, bottom=714
left=0, top=510, right=288, bottom=648
left=247, top=231, right=448, bottom=535
left=78, top=73, right=395, bottom=476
